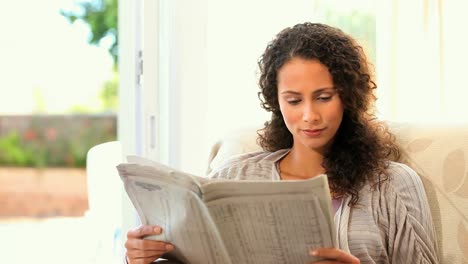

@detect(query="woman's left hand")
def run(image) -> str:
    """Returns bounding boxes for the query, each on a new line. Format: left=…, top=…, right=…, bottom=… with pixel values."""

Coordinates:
left=310, top=248, right=360, bottom=264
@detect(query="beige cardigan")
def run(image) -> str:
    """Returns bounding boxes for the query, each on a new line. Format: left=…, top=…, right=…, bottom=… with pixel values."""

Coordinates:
left=208, top=149, right=439, bottom=264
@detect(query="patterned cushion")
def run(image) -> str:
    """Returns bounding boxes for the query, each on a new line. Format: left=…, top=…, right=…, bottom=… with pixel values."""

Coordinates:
left=390, top=123, right=468, bottom=264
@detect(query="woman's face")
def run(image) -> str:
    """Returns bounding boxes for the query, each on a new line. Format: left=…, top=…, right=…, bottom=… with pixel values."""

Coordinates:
left=277, top=57, right=344, bottom=154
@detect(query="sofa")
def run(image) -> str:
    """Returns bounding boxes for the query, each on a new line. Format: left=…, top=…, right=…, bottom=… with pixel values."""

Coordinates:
left=206, top=122, right=468, bottom=264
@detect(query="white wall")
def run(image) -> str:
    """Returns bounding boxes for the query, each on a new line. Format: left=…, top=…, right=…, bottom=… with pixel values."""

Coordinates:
left=164, top=0, right=318, bottom=175
left=118, top=0, right=142, bottom=254
left=375, top=0, right=468, bottom=123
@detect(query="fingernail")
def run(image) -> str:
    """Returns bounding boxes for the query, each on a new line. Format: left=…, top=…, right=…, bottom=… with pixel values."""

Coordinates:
left=310, top=250, right=318, bottom=256
left=165, top=244, right=174, bottom=251
left=154, top=227, right=162, bottom=234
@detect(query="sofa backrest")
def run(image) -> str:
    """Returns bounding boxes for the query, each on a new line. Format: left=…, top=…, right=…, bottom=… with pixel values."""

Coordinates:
left=206, top=122, right=468, bottom=263
left=390, top=122, right=468, bottom=263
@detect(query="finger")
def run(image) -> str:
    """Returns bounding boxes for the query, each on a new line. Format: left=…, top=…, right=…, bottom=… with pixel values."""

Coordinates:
left=126, top=239, right=175, bottom=251
left=310, top=261, right=341, bottom=264
left=127, top=255, right=159, bottom=264
left=127, top=225, right=162, bottom=239
left=310, top=248, right=359, bottom=263
left=126, top=248, right=166, bottom=259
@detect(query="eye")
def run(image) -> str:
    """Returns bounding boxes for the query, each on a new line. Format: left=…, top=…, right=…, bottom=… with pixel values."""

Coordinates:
left=286, top=99, right=301, bottom=105
left=316, top=95, right=332, bottom=102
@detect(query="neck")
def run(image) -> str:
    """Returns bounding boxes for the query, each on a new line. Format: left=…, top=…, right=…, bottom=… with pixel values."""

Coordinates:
left=279, top=145, right=325, bottom=180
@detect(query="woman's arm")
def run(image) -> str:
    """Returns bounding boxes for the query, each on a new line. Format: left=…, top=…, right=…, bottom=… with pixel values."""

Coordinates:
left=385, top=163, right=439, bottom=263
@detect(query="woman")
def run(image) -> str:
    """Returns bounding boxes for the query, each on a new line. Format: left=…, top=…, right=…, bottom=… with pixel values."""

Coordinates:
left=125, top=23, right=438, bottom=264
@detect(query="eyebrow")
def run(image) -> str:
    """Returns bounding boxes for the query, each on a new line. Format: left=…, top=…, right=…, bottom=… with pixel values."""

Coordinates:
left=279, top=87, right=336, bottom=95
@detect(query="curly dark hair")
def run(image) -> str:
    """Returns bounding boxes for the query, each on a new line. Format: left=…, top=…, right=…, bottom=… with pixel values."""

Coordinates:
left=257, top=22, right=400, bottom=206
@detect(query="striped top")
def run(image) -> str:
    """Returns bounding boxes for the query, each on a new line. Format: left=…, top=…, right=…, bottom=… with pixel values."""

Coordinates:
left=208, top=149, right=439, bottom=264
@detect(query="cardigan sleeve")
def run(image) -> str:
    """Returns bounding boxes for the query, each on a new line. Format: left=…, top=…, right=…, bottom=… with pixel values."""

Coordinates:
left=384, top=163, right=439, bottom=264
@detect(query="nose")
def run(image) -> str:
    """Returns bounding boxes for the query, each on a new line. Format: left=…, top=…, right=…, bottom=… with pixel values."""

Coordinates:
left=302, top=102, right=320, bottom=123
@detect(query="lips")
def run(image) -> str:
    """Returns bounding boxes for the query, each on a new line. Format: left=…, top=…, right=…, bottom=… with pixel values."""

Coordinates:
left=301, top=128, right=326, bottom=137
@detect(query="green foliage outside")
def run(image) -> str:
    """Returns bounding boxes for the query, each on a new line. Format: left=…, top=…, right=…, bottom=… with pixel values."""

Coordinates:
left=0, top=2, right=119, bottom=168
left=0, top=133, right=35, bottom=166
left=100, top=71, right=119, bottom=111
left=61, top=0, right=118, bottom=65
left=317, top=0, right=376, bottom=64
left=61, top=0, right=119, bottom=113
left=0, top=116, right=116, bottom=168
left=65, top=72, right=118, bottom=114
left=33, top=88, right=47, bottom=113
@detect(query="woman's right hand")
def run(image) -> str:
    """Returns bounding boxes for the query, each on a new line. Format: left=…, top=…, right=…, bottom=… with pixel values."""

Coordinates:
left=125, top=225, right=175, bottom=264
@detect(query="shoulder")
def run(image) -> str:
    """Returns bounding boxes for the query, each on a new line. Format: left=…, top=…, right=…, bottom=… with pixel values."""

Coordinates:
left=385, top=162, right=426, bottom=200
left=347, top=162, right=438, bottom=262
left=207, top=149, right=288, bottom=180
left=383, top=162, right=430, bottom=220
left=372, top=164, right=437, bottom=262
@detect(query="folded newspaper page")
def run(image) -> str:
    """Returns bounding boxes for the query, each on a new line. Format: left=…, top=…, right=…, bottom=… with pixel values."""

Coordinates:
left=117, top=156, right=337, bottom=264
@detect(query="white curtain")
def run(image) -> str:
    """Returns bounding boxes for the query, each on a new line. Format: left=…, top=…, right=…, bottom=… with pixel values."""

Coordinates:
left=376, top=0, right=468, bottom=123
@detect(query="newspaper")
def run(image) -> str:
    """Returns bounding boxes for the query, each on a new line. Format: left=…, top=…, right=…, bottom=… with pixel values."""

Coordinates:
left=117, top=155, right=337, bottom=264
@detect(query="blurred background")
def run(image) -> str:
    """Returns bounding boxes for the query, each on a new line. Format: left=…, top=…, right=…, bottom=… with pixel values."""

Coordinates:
left=0, top=0, right=118, bottom=263
left=1, top=0, right=467, bottom=263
